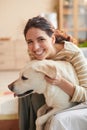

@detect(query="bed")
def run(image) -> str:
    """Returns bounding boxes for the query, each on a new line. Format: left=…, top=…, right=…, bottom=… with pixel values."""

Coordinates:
left=0, top=91, right=19, bottom=130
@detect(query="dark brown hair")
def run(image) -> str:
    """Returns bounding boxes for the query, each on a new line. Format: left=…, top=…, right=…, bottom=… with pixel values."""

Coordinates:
left=24, top=15, right=54, bottom=38
left=24, top=15, right=77, bottom=44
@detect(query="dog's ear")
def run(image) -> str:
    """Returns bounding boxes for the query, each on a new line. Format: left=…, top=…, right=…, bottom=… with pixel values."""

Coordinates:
left=34, top=63, right=57, bottom=79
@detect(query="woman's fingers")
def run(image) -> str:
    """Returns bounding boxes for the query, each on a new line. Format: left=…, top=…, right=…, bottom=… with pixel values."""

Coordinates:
left=44, top=75, right=61, bottom=86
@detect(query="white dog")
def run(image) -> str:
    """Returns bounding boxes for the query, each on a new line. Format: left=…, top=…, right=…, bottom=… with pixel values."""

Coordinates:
left=8, top=59, right=79, bottom=130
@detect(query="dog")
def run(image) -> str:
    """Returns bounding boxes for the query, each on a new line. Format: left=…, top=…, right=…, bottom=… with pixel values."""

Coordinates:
left=8, top=59, right=79, bottom=130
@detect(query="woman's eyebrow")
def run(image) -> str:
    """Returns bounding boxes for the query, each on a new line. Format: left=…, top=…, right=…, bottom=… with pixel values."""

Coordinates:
left=26, top=39, right=33, bottom=42
left=26, top=36, right=45, bottom=42
left=37, top=36, right=45, bottom=39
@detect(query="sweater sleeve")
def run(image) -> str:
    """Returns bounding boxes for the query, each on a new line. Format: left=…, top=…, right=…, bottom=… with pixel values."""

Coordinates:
left=54, top=41, right=87, bottom=103
left=69, top=44, right=87, bottom=102
left=70, top=85, right=87, bottom=102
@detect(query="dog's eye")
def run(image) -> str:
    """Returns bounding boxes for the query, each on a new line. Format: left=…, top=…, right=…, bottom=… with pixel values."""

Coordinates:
left=21, top=75, right=28, bottom=80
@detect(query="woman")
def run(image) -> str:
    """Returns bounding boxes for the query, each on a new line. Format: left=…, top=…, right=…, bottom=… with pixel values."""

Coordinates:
left=19, top=15, right=87, bottom=130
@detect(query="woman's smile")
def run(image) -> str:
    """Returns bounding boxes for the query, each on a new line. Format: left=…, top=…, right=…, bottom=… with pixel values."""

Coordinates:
left=26, top=27, right=56, bottom=60
left=34, top=48, right=46, bottom=59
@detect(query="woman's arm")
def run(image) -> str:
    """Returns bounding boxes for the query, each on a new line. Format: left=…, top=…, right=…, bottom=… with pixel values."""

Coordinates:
left=53, top=41, right=87, bottom=103
left=45, top=75, right=75, bottom=98
left=45, top=75, right=87, bottom=103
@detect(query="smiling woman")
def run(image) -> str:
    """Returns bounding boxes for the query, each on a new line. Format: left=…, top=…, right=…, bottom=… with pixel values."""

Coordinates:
left=18, top=15, right=87, bottom=130
left=25, top=27, right=56, bottom=60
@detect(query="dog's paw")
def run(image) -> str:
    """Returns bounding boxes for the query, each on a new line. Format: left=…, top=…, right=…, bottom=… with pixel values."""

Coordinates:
left=36, top=116, right=48, bottom=126
left=36, top=117, right=42, bottom=126
left=36, top=125, right=43, bottom=130
left=37, top=104, right=50, bottom=117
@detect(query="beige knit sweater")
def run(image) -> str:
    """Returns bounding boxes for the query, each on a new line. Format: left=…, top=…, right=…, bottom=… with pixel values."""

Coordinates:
left=53, top=41, right=87, bottom=102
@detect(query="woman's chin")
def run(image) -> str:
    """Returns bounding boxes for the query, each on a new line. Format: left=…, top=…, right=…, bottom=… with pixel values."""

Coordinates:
left=35, top=54, right=46, bottom=60
left=35, top=57, right=45, bottom=60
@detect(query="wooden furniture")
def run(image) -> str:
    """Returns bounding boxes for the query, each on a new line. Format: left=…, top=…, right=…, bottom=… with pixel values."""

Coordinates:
left=0, top=92, right=19, bottom=130
left=58, top=0, right=87, bottom=43
left=0, top=119, right=19, bottom=130
left=0, top=39, right=29, bottom=70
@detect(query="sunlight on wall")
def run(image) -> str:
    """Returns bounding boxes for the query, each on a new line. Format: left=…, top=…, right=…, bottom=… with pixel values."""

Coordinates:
left=0, top=0, right=58, bottom=39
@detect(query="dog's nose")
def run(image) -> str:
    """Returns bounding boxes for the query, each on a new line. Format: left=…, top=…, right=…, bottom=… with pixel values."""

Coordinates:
left=8, top=83, right=14, bottom=92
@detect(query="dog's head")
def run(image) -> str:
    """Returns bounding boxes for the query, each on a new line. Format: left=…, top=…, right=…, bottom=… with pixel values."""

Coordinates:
left=8, top=60, right=57, bottom=97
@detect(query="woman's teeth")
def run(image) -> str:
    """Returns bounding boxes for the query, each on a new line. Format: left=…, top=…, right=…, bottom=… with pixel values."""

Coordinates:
left=35, top=50, right=44, bottom=55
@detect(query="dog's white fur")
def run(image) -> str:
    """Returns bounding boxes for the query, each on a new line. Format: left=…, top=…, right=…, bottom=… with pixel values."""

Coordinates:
left=8, top=60, right=79, bottom=130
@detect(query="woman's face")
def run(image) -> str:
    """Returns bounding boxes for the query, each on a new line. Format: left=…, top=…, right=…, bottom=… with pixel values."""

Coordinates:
left=25, top=27, right=55, bottom=60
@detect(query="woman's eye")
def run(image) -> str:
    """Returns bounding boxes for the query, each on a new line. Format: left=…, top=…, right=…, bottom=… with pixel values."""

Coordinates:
left=21, top=75, right=28, bottom=80
left=27, top=41, right=33, bottom=44
left=39, top=38, right=45, bottom=41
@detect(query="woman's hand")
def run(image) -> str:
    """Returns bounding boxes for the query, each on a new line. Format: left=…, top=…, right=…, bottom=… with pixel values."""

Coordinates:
left=44, top=74, right=62, bottom=86
left=44, top=75, right=75, bottom=97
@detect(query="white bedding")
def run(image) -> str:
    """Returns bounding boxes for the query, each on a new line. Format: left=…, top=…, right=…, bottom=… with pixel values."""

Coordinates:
left=44, top=101, right=87, bottom=130
left=0, top=92, right=18, bottom=115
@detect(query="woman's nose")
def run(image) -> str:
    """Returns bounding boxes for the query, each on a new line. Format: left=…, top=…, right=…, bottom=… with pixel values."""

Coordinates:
left=33, top=42, right=40, bottom=51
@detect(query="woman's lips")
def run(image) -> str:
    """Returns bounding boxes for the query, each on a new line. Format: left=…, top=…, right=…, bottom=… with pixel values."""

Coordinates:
left=35, top=49, right=44, bottom=55
left=34, top=49, right=45, bottom=58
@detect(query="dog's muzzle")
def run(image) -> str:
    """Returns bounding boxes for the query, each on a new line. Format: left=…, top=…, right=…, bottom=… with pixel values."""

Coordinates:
left=8, top=82, right=15, bottom=92
left=8, top=82, right=34, bottom=97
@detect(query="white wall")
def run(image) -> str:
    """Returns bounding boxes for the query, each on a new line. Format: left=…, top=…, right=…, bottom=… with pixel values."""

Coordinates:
left=0, top=0, right=58, bottom=39
left=0, top=71, right=19, bottom=90
left=0, top=0, right=58, bottom=89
